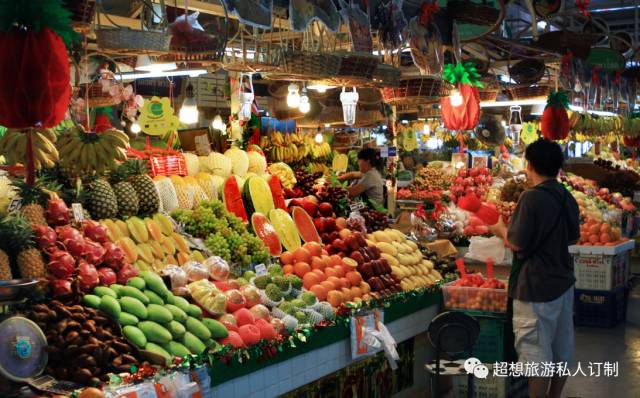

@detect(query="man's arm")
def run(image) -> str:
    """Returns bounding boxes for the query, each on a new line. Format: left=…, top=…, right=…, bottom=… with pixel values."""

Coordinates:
left=489, top=217, right=521, bottom=251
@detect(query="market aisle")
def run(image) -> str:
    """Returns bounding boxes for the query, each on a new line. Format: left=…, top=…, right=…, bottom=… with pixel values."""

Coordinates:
left=561, top=322, right=640, bottom=397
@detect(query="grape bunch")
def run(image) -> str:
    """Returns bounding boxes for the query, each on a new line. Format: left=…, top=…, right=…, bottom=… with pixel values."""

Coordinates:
left=293, top=168, right=319, bottom=196
left=317, top=185, right=350, bottom=217
left=360, top=208, right=390, bottom=232
left=205, top=233, right=231, bottom=262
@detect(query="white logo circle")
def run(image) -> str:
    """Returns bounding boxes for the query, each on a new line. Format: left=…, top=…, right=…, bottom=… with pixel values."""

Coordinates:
left=473, top=364, right=489, bottom=379
left=464, top=357, right=481, bottom=374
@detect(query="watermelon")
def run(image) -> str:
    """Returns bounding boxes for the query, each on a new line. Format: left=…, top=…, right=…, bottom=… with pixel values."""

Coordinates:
left=251, top=213, right=282, bottom=256
left=291, top=206, right=321, bottom=243
left=242, top=176, right=275, bottom=217
left=268, top=209, right=302, bottom=251
left=268, top=175, right=287, bottom=210
left=223, top=176, right=248, bottom=223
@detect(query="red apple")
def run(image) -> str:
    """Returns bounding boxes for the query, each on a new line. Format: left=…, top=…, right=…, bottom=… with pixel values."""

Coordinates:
left=318, top=202, right=334, bottom=217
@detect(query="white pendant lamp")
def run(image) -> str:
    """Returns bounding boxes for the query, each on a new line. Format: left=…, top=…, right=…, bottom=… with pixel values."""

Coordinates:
left=449, top=88, right=463, bottom=107
left=340, top=87, right=359, bottom=126
left=211, top=114, right=226, bottom=134
left=135, top=55, right=177, bottom=73
left=179, top=82, right=199, bottom=124
left=299, top=85, right=310, bottom=113
left=287, top=83, right=300, bottom=108
left=239, top=73, right=254, bottom=121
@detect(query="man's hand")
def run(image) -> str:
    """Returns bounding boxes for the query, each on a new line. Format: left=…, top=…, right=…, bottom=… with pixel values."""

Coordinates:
left=488, top=217, right=508, bottom=241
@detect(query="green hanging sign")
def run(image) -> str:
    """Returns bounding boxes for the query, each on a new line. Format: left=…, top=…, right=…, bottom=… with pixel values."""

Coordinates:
left=586, top=48, right=625, bottom=71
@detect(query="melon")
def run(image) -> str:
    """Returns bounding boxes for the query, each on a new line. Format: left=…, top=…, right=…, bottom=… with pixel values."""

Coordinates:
left=291, top=206, right=321, bottom=243
left=224, top=147, right=249, bottom=177
left=332, top=153, right=348, bottom=172
left=268, top=208, right=302, bottom=251
left=223, top=176, right=248, bottom=223
left=247, top=151, right=267, bottom=174
left=209, top=152, right=232, bottom=178
left=268, top=175, right=287, bottom=210
left=242, top=176, right=275, bottom=216
left=251, top=213, right=282, bottom=256
left=247, top=144, right=265, bottom=157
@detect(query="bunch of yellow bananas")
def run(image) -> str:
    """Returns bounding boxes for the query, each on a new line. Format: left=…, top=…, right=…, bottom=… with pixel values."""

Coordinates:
left=0, top=128, right=58, bottom=169
left=57, top=126, right=129, bottom=175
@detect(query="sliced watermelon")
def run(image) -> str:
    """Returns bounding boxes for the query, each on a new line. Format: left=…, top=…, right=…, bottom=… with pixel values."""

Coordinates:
left=223, top=176, right=248, bottom=223
left=268, top=175, right=287, bottom=210
left=268, top=208, right=302, bottom=251
left=291, top=206, right=321, bottom=243
left=251, top=212, right=282, bottom=256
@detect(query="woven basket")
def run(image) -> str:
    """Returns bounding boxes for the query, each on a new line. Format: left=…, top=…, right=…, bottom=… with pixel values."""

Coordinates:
left=372, top=63, right=401, bottom=87
left=508, top=84, right=551, bottom=100
left=381, top=77, right=449, bottom=105
left=478, top=77, right=500, bottom=101
left=96, top=28, right=171, bottom=55
left=509, top=59, right=545, bottom=85
left=334, top=52, right=379, bottom=83
left=67, top=0, right=96, bottom=27
left=272, top=51, right=342, bottom=80
left=80, top=82, right=121, bottom=108
left=447, top=0, right=501, bottom=26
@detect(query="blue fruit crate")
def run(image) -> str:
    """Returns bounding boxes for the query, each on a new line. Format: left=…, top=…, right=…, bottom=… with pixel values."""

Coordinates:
left=574, top=286, right=628, bottom=328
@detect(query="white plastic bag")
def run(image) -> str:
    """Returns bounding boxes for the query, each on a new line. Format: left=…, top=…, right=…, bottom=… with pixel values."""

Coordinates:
left=464, top=236, right=506, bottom=263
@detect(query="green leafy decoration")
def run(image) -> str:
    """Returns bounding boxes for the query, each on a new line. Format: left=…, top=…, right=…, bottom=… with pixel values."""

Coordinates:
left=442, top=62, right=484, bottom=88
left=0, top=0, right=79, bottom=48
left=545, top=90, right=570, bottom=110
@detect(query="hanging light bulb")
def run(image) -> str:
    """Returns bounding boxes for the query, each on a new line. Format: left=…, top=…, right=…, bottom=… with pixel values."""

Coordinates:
left=423, top=123, right=430, bottom=135
left=287, top=83, right=300, bottom=108
left=308, top=83, right=335, bottom=93
left=239, top=73, right=254, bottom=121
left=211, top=114, right=226, bottom=133
left=179, top=82, right=199, bottom=124
left=130, top=122, right=141, bottom=134
left=340, top=87, right=359, bottom=126
left=508, top=105, right=523, bottom=145
left=315, top=132, right=324, bottom=144
left=449, top=88, right=463, bottom=107
left=299, top=86, right=310, bottom=113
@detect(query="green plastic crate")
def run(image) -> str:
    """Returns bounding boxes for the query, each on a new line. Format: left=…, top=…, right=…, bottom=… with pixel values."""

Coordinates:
left=472, top=315, right=506, bottom=364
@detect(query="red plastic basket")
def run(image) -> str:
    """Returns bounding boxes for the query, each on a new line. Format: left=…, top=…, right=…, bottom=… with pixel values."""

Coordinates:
left=127, top=145, right=187, bottom=177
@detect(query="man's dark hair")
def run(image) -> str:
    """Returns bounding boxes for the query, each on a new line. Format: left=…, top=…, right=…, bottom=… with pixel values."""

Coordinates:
left=525, top=138, right=564, bottom=177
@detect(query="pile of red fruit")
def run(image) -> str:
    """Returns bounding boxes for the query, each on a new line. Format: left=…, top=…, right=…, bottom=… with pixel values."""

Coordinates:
left=216, top=301, right=279, bottom=348
left=34, top=220, right=137, bottom=299
left=449, top=167, right=493, bottom=204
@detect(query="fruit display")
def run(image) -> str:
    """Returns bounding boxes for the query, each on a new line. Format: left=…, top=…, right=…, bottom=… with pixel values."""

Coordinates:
left=84, top=272, right=225, bottom=364
left=599, top=169, right=640, bottom=198
left=279, top=241, right=373, bottom=307
left=262, top=131, right=331, bottom=164
left=443, top=279, right=508, bottom=312
left=268, top=162, right=297, bottom=189
left=26, top=300, right=142, bottom=384
left=360, top=207, right=390, bottom=232
left=171, top=201, right=269, bottom=268
left=56, top=127, right=129, bottom=175
left=269, top=208, right=302, bottom=251
left=0, top=128, right=59, bottom=169
left=290, top=168, right=320, bottom=197
left=0, top=215, right=46, bottom=280
left=499, top=177, right=527, bottom=203
left=367, top=229, right=443, bottom=291
left=316, top=184, right=350, bottom=217
left=242, top=175, right=275, bottom=216
left=101, top=213, right=201, bottom=272
left=411, top=164, right=453, bottom=192
left=448, top=167, right=493, bottom=204
left=577, top=218, right=626, bottom=246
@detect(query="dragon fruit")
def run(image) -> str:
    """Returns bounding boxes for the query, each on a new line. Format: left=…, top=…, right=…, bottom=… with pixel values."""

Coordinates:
left=102, top=242, right=125, bottom=269
left=82, top=220, right=109, bottom=243
left=56, top=226, right=85, bottom=257
left=50, top=279, right=72, bottom=298
left=116, top=264, right=138, bottom=284
left=46, top=196, right=69, bottom=226
left=83, top=239, right=105, bottom=266
left=46, top=247, right=75, bottom=279
left=97, top=267, right=117, bottom=285
left=32, top=224, right=57, bottom=250
left=78, top=260, right=99, bottom=292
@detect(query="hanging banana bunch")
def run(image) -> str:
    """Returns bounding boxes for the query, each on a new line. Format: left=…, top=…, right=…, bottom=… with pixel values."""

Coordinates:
left=0, top=128, right=59, bottom=169
left=57, top=125, right=129, bottom=176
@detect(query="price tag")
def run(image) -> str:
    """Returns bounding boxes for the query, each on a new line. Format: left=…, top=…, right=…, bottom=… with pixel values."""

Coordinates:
left=7, top=196, right=21, bottom=214
left=350, top=309, right=384, bottom=360
left=387, top=146, right=397, bottom=157
left=254, top=263, right=267, bottom=276
left=194, top=135, right=211, bottom=156
left=349, top=202, right=365, bottom=212
left=380, top=146, right=388, bottom=158
left=71, top=203, right=84, bottom=222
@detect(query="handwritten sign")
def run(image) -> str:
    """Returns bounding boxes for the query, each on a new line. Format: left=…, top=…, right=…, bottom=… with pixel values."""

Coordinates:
left=350, top=309, right=384, bottom=360
left=71, top=203, right=84, bottom=223
left=254, top=263, right=267, bottom=276
left=194, top=135, right=211, bottom=156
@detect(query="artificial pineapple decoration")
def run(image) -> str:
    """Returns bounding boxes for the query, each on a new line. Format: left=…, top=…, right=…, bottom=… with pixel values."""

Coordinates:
left=12, top=179, right=49, bottom=225
left=0, top=215, right=45, bottom=279
left=111, top=165, right=139, bottom=217
left=123, top=160, right=160, bottom=215
left=87, top=178, right=118, bottom=220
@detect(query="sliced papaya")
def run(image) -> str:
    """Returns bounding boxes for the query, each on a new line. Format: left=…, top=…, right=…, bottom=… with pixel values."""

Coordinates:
left=268, top=208, right=301, bottom=251
left=291, top=206, right=321, bottom=243
left=268, top=175, right=287, bottom=210
left=223, top=176, right=248, bottom=223
left=251, top=212, right=282, bottom=256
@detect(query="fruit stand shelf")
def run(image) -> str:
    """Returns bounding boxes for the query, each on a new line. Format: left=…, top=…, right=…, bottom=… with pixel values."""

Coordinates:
left=208, top=290, right=441, bottom=397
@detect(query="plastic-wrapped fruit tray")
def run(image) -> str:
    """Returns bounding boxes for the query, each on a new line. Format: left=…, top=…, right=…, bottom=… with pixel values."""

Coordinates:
left=442, top=280, right=508, bottom=313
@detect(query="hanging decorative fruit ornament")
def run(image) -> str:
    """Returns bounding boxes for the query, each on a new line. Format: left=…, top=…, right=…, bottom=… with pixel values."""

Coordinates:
left=0, top=0, right=76, bottom=129
left=440, top=62, right=483, bottom=132
left=541, top=90, right=570, bottom=141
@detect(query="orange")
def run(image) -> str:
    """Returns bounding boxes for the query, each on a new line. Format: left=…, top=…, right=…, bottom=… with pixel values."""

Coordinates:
left=327, top=290, right=343, bottom=307
left=335, top=217, right=347, bottom=230
left=303, top=273, right=320, bottom=290
left=321, top=280, right=336, bottom=291
left=327, top=276, right=343, bottom=289
left=303, top=242, right=322, bottom=257
left=332, top=265, right=346, bottom=278
left=600, top=233, right=611, bottom=243
left=339, top=277, right=351, bottom=289
left=293, top=248, right=312, bottom=264
left=311, top=257, right=325, bottom=270
left=588, top=234, right=599, bottom=244
left=293, top=262, right=311, bottom=278
left=342, top=257, right=358, bottom=268
left=350, top=286, right=362, bottom=299
left=312, top=269, right=327, bottom=281
left=282, top=264, right=294, bottom=275
left=341, top=287, right=352, bottom=302
left=310, top=284, right=327, bottom=301
left=324, top=267, right=339, bottom=278
left=280, top=251, right=294, bottom=265
left=360, top=281, right=371, bottom=294
left=589, top=224, right=601, bottom=235
left=346, top=271, right=363, bottom=286
left=329, top=255, right=342, bottom=266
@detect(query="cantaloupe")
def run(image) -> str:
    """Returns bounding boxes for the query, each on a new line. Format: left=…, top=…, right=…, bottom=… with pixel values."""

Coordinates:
left=224, top=147, right=249, bottom=177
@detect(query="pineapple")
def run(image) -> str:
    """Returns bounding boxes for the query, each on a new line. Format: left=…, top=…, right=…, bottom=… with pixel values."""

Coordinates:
left=0, top=216, right=45, bottom=279
left=87, top=178, right=118, bottom=220
left=0, top=249, right=12, bottom=280
left=0, top=175, right=16, bottom=216
left=124, top=160, right=160, bottom=215
left=111, top=166, right=139, bottom=217
left=12, top=179, right=48, bottom=225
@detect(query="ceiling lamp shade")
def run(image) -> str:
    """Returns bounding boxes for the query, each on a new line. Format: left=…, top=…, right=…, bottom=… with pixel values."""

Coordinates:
left=340, top=87, right=359, bottom=126
left=134, top=55, right=177, bottom=73
left=179, top=83, right=199, bottom=124
left=287, top=83, right=300, bottom=108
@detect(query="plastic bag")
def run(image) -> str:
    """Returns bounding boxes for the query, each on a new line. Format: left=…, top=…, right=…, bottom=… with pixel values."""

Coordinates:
left=464, top=236, right=506, bottom=263
left=182, top=261, right=210, bottom=282
left=163, top=265, right=188, bottom=296
left=204, top=256, right=230, bottom=281
left=347, top=210, right=367, bottom=233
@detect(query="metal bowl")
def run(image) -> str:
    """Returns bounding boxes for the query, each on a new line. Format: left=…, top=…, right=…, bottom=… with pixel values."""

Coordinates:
left=0, top=279, right=39, bottom=302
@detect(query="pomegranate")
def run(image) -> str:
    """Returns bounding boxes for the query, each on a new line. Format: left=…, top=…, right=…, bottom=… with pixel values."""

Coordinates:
left=97, top=267, right=117, bottom=285
left=102, top=242, right=125, bottom=269
left=56, top=226, right=85, bottom=257
left=78, top=260, right=99, bottom=292
left=83, top=239, right=105, bottom=266
left=116, top=264, right=138, bottom=284
left=32, top=224, right=57, bottom=250
left=50, top=279, right=72, bottom=298
left=46, top=197, right=69, bottom=226
left=46, top=245, right=76, bottom=279
left=82, top=220, right=109, bottom=243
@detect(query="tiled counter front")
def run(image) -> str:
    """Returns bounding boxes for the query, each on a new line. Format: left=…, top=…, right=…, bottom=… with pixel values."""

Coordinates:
left=210, top=292, right=441, bottom=398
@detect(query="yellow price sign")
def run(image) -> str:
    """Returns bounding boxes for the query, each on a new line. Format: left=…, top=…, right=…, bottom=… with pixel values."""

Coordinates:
left=138, top=96, right=180, bottom=136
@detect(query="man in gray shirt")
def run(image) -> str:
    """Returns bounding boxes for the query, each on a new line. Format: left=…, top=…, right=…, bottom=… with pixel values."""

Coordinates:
left=491, top=139, right=580, bottom=398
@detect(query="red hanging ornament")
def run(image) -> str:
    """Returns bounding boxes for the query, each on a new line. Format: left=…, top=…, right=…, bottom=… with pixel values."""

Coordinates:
left=440, top=84, right=481, bottom=131
left=0, top=27, right=70, bottom=128
left=541, top=90, right=570, bottom=141
left=575, top=0, right=590, bottom=17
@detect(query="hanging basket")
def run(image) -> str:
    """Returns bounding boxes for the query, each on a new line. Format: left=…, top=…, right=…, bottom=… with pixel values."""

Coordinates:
left=162, top=14, right=228, bottom=66
left=508, top=84, right=551, bottom=100
left=371, top=63, right=401, bottom=87
left=332, top=52, right=379, bottom=85
left=269, top=51, right=342, bottom=81
left=381, top=77, right=449, bottom=105
left=79, top=82, right=121, bottom=108
left=222, top=24, right=282, bottom=73
left=509, top=59, right=546, bottom=85
left=478, top=77, right=500, bottom=101
left=536, top=30, right=599, bottom=59
left=66, top=0, right=96, bottom=29
left=447, top=0, right=501, bottom=26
